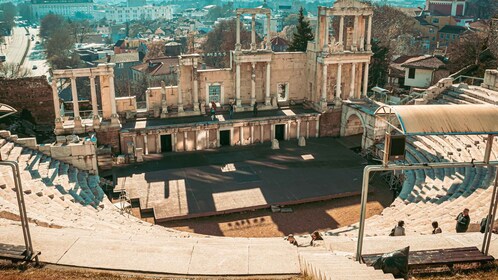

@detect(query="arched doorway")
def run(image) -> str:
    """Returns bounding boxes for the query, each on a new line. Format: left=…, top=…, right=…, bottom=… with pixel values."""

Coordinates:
left=341, top=112, right=366, bottom=150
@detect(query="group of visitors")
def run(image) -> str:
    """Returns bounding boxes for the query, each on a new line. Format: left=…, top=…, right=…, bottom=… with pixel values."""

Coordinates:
left=390, top=208, right=496, bottom=236
left=286, top=231, right=323, bottom=247
left=209, top=101, right=259, bottom=121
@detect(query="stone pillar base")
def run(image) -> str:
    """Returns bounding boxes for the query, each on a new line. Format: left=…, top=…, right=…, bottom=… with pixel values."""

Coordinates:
left=250, top=98, right=256, bottom=106
left=320, top=100, right=328, bottom=111
left=265, top=97, right=271, bottom=106
left=334, top=97, right=343, bottom=107
left=110, top=114, right=121, bottom=127
left=93, top=115, right=101, bottom=129
left=236, top=100, right=242, bottom=108
left=193, top=102, right=200, bottom=111
left=178, top=104, right=184, bottom=113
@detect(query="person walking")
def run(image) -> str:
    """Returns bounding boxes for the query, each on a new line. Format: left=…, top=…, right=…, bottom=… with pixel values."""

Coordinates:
left=228, top=102, right=234, bottom=119
left=432, top=221, right=442, bottom=234
left=455, top=208, right=470, bottom=233
left=210, top=103, right=216, bottom=121
left=253, top=102, right=258, bottom=117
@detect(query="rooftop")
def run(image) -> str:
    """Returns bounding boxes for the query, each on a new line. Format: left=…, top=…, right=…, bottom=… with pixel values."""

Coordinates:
left=95, top=52, right=140, bottom=64
left=439, top=24, right=468, bottom=34
left=401, top=56, right=446, bottom=70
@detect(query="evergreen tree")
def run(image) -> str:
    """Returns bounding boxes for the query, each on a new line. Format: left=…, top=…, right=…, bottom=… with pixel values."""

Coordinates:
left=288, top=7, right=314, bottom=52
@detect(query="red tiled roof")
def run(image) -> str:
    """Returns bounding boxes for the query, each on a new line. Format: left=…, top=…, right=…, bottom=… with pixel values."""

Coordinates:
left=401, top=56, right=446, bottom=70
left=131, top=56, right=179, bottom=76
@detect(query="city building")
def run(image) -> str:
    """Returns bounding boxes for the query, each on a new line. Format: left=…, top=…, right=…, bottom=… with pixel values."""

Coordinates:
left=401, top=55, right=448, bottom=89
left=127, top=0, right=146, bottom=7
left=426, top=0, right=467, bottom=16
left=31, top=0, right=95, bottom=20
left=105, top=4, right=172, bottom=23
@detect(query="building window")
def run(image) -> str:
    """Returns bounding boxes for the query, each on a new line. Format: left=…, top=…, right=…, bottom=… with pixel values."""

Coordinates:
left=277, top=83, right=289, bottom=101
left=432, top=18, right=439, bottom=24
left=408, top=68, right=416, bottom=79
left=208, top=84, right=221, bottom=103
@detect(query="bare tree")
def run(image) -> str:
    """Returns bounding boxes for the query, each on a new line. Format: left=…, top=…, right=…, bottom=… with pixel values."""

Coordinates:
left=144, top=41, right=166, bottom=61
left=0, top=63, right=32, bottom=78
left=447, top=31, right=491, bottom=73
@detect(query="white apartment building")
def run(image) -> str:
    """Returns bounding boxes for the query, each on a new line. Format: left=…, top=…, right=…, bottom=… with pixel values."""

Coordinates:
left=105, top=5, right=172, bottom=23
left=31, top=0, right=95, bottom=20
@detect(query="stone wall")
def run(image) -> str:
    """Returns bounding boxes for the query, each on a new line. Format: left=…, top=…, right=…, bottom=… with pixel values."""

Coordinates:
left=319, top=109, right=342, bottom=137
left=0, top=76, right=54, bottom=125
left=96, top=127, right=120, bottom=152
left=0, top=130, right=98, bottom=174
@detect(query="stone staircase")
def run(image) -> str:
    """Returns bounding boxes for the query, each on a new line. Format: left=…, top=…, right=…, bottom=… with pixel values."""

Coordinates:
left=299, top=248, right=402, bottom=280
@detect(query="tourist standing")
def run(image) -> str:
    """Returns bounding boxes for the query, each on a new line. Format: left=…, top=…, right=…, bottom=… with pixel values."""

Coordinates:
left=210, top=102, right=217, bottom=120
left=455, top=208, right=470, bottom=233
left=432, top=221, right=442, bottom=234
left=390, top=220, right=405, bottom=236
left=310, top=231, right=323, bottom=246
left=228, top=102, right=234, bottom=119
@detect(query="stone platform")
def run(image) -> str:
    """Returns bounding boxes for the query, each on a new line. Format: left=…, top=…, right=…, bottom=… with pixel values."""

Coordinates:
left=113, top=138, right=367, bottom=222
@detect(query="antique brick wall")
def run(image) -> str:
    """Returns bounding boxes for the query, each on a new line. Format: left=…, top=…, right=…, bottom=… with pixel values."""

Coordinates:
left=96, top=127, right=120, bottom=152
left=0, top=76, right=54, bottom=125
left=319, top=109, right=342, bottom=137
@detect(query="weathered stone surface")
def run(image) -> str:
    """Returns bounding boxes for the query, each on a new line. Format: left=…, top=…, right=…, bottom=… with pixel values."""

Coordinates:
left=0, top=76, right=54, bottom=125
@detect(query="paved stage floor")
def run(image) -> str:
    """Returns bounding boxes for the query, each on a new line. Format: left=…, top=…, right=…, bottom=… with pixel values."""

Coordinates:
left=113, top=138, right=367, bottom=222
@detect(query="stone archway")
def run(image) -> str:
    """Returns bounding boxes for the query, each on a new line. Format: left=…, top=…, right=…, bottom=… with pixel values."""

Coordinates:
left=340, top=109, right=367, bottom=149
left=343, top=113, right=365, bottom=137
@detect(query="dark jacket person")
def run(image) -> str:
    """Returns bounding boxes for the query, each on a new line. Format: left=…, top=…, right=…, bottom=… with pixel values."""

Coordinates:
left=456, top=208, right=470, bottom=233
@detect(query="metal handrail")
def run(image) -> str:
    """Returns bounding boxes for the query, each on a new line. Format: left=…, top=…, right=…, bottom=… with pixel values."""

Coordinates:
left=0, top=160, right=38, bottom=264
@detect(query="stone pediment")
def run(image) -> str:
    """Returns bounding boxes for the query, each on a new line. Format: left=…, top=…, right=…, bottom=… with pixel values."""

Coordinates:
left=330, top=0, right=373, bottom=15
left=333, top=0, right=371, bottom=9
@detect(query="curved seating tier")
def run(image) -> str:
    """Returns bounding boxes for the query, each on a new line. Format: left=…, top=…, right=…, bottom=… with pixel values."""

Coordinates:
left=327, top=134, right=497, bottom=238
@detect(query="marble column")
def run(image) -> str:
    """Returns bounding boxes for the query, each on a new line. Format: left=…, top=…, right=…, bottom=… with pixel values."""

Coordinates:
left=193, top=67, right=199, bottom=111
left=250, top=126, right=254, bottom=144
left=367, top=15, right=372, bottom=51
left=89, top=76, right=98, bottom=117
left=266, top=13, right=271, bottom=50
left=236, top=13, right=241, bottom=51
left=89, top=76, right=100, bottom=127
left=177, top=65, right=184, bottom=112
left=353, top=15, right=359, bottom=51
left=51, top=78, right=63, bottom=130
left=321, top=63, right=328, bottom=109
left=323, top=16, right=329, bottom=52
left=51, top=78, right=61, bottom=120
left=265, top=62, right=271, bottom=106
left=339, top=16, right=344, bottom=50
left=296, top=120, right=301, bottom=139
left=363, top=62, right=370, bottom=97
left=350, top=63, right=356, bottom=99
left=251, top=14, right=256, bottom=51
left=236, top=63, right=241, bottom=107
left=70, top=77, right=82, bottom=129
left=251, top=62, right=256, bottom=106
left=240, top=127, right=244, bottom=145
left=336, top=63, right=342, bottom=101
left=144, top=134, right=149, bottom=155
left=108, top=74, right=117, bottom=116
left=260, top=125, right=264, bottom=143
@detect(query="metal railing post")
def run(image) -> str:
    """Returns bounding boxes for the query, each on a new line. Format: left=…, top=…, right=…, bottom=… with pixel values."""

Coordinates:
left=0, top=161, right=38, bottom=264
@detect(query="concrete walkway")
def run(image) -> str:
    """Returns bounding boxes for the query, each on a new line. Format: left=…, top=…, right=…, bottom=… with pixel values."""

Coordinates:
left=0, top=220, right=300, bottom=276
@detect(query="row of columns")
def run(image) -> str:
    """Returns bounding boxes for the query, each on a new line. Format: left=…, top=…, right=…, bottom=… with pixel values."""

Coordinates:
left=138, top=119, right=319, bottom=153
left=320, top=61, right=370, bottom=105
left=236, top=12, right=272, bottom=51
left=331, top=14, right=372, bottom=52
left=235, top=61, right=271, bottom=108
